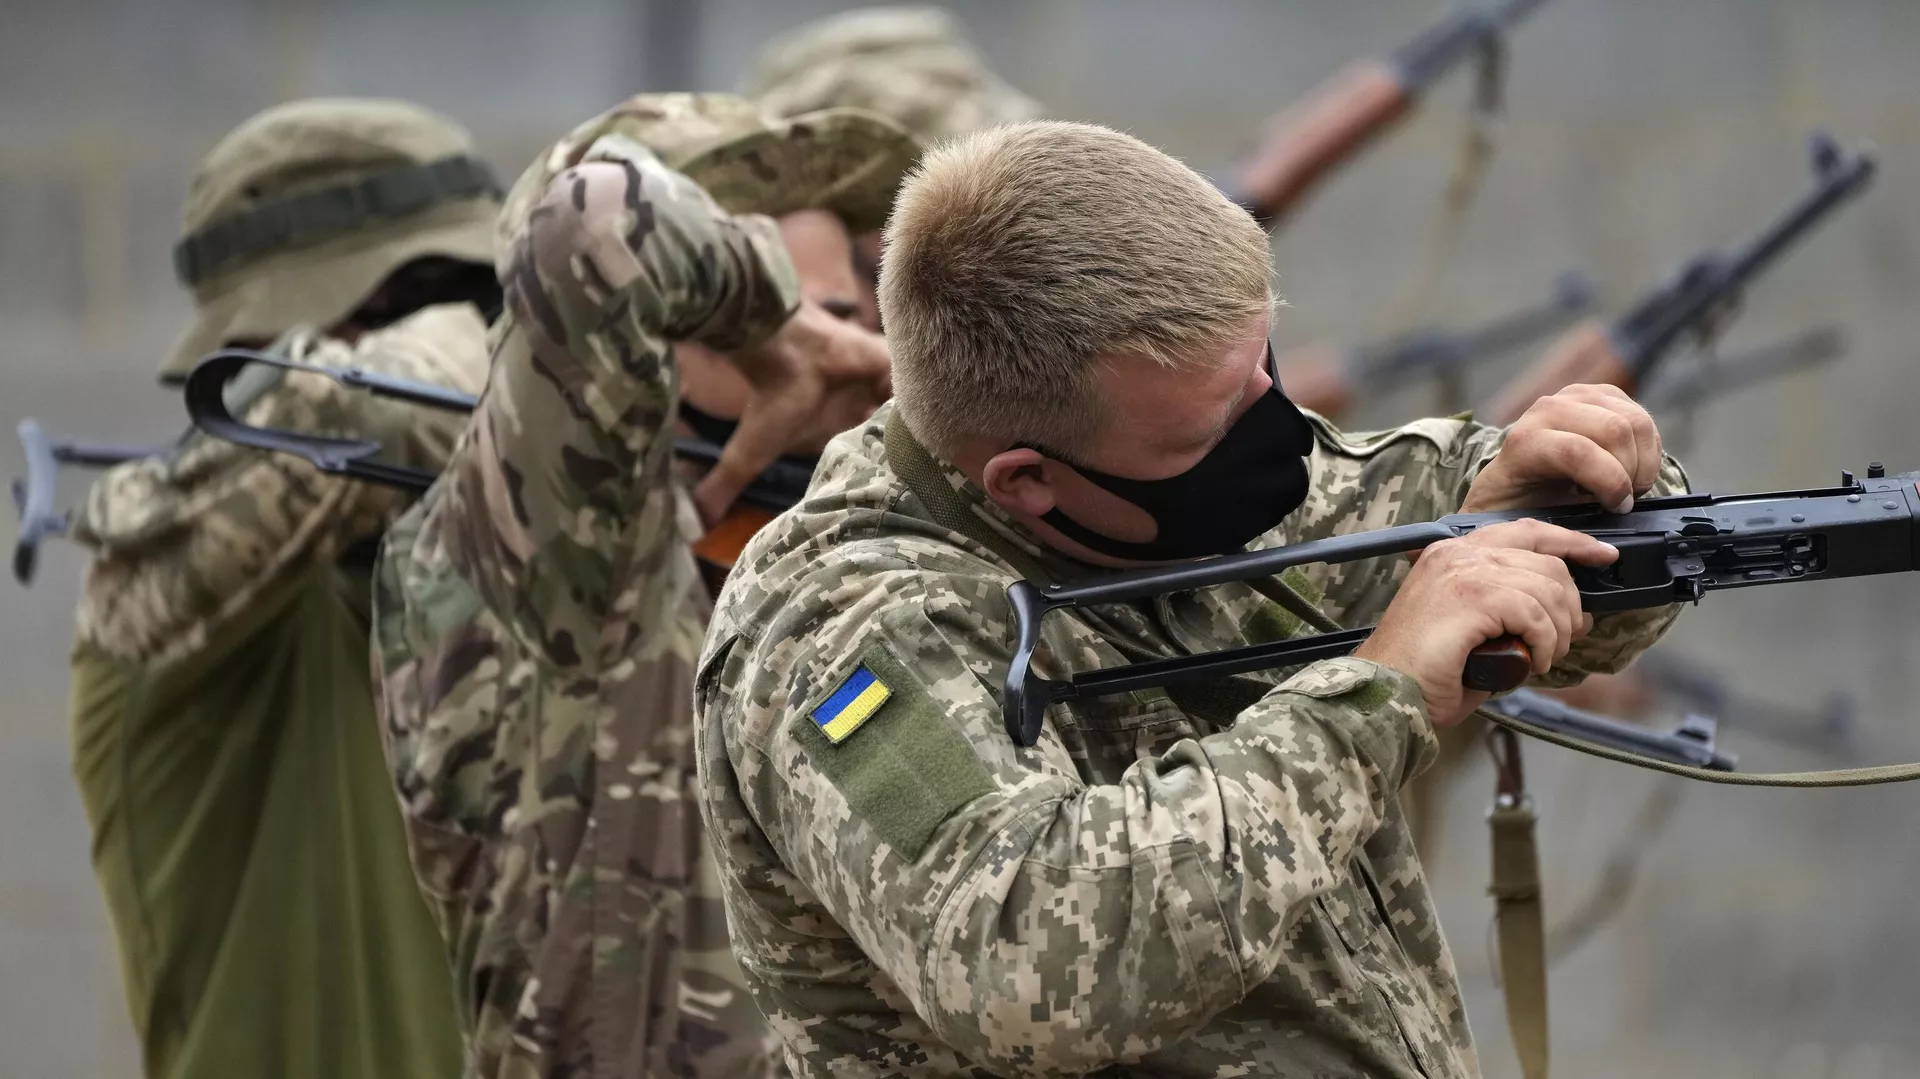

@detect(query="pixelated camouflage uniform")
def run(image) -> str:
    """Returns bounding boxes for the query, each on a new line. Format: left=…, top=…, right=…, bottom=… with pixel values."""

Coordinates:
left=692, top=406, right=1687, bottom=1078
left=66, top=97, right=499, bottom=1079
left=746, top=5, right=1041, bottom=143
left=370, top=94, right=918, bottom=1079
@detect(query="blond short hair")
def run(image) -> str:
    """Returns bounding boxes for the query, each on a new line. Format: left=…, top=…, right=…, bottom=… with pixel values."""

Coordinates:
left=880, top=120, right=1272, bottom=459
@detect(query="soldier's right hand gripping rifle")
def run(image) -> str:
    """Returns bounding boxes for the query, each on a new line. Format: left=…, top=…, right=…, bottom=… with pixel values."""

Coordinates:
left=1482, top=133, right=1876, bottom=426
left=1228, top=0, right=1552, bottom=228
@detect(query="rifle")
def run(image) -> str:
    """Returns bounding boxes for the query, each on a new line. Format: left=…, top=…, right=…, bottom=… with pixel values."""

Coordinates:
left=1481, top=134, right=1875, bottom=427
left=1001, top=462, right=1919, bottom=754
left=1643, top=325, right=1848, bottom=414
left=1485, top=688, right=1733, bottom=771
left=1230, top=0, right=1552, bottom=227
left=182, top=349, right=812, bottom=571
left=1278, top=270, right=1594, bottom=419
left=1632, top=649, right=1855, bottom=755
left=11, top=419, right=164, bottom=584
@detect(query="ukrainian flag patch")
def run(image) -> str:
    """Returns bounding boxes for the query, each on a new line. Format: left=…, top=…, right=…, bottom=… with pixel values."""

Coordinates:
left=812, top=664, right=891, bottom=745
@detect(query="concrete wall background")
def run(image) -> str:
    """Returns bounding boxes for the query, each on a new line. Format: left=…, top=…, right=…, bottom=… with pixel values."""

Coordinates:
left=4, top=1, right=1919, bottom=1076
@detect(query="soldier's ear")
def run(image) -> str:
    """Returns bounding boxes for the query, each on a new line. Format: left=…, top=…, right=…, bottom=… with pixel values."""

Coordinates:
left=981, top=447, right=1058, bottom=517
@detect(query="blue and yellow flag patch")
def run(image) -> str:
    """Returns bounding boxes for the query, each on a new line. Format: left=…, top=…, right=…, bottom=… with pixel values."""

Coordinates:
left=812, top=664, right=891, bottom=744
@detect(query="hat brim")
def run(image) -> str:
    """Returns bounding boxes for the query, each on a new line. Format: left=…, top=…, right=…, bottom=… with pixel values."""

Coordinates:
left=158, top=195, right=498, bottom=381
left=677, top=108, right=922, bottom=236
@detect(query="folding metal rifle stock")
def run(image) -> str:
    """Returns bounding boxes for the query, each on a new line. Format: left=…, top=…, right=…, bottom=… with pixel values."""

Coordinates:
left=11, top=419, right=164, bottom=584
left=181, top=348, right=812, bottom=512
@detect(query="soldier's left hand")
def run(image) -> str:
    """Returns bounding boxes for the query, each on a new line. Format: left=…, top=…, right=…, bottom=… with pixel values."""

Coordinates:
left=691, top=299, right=892, bottom=526
left=1461, top=384, right=1662, bottom=514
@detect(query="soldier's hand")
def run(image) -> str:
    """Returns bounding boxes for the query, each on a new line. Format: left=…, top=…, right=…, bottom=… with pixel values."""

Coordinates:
left=1463, top=383, right=1663, bottom=514
left=692, top=300, right=892, bottom=526
left=1354, top=520, right=1619, bottom=727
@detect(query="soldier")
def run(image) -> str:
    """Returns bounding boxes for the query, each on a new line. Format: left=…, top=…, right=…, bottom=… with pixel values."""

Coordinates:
left=694, top=121, right=1689, bottom=1077
left=746, top=5, right=1040, bottom=144
left=370, top=94, right=917, bottom=1078
left=745, top=4, right=1039, bottom=329
left=68, top=99, right=501, bottom=1079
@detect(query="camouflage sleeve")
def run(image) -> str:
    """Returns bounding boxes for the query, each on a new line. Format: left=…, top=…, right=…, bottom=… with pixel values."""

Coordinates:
left=1274, top=411, right=1691, bottom=686
left=705, top=557, right=1436, bottom=1074
left=72, top=304, right=488, bottom=664
left=419, top=135, right=799, bottom=660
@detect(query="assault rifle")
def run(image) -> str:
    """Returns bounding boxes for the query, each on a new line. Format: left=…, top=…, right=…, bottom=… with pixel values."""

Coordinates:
left=1645, top=324, right=1848, bottom=418
left=1229, top=0, right=1552, bottom=227
left=181, top=348, right=812, bottom=512
left=11, top=419, right=163, bottom=584
left=1485, top=689, right=1733, bottom=771
left=1002, top=463, right=1920, bottom=750
left=1278, top=270, right=1594, bottom=419
left=1632, top=649, right=1855, bottom=754
left=1481, top=134, right=1875, bottom=426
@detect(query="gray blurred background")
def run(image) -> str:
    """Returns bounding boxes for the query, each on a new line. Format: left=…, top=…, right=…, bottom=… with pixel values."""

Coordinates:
left=3, top=0, right=1919, bottom=1076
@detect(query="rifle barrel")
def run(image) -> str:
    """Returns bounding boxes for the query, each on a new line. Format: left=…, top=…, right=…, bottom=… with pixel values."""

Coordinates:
left=1611, top=136, right=1875, bottom=378
left=1645, top=326, right=1848, bottom=412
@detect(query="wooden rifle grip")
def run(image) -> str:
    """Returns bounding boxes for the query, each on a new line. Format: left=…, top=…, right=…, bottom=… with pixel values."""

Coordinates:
left=1237, top=61, right=1413, bottom=225
left=1481, top=320, right=1632, bottom=427
left=1463, top=636, right=1534, bottom=693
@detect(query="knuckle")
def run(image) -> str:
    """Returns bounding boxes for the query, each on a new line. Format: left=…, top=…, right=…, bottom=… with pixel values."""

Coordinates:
left=1546, top=436, right=1584, bottom=471
left=1600, top=412, right=1633, bottom=446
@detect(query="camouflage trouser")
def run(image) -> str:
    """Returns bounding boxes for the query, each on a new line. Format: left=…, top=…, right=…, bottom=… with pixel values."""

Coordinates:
left=389, top=640, right=783, bottom=1079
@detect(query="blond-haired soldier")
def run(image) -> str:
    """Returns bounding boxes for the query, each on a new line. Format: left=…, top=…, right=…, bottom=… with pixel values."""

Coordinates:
left=694, top=121, right=1688, bottom=1076
left=371, top=94, right=917, bottom=1078
left=70, top=98, right=500, bottom=1079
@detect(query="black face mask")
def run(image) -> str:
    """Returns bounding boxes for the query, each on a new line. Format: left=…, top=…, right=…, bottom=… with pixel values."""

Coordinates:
left=1019, top=345, right=1315, bottom=562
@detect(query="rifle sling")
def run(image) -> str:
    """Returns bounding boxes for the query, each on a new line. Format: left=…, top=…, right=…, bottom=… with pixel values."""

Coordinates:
left=1489, top=798, right=1548, bottom=1079
left=1474, top=704, right=1920, bottom=1079
left=1476, top=707, right=1920, bottom=787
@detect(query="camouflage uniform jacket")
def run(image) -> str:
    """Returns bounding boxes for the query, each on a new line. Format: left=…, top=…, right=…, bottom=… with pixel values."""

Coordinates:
left=76, top=303, right=488, bottom=663
left=371, top=136, right=797, bottom=1077
left=694, top=407, right=1688, bottom=1078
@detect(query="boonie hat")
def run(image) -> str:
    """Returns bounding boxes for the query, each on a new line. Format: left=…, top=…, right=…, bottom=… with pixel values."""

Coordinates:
left=161, top=97, right=500, bottom=380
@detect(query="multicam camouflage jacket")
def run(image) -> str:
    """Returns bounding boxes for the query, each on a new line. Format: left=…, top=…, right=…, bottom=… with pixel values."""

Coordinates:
left=75, top=303, right=489, bottom=664
left=370, top=137, right=797, bottom=1077
left=693, top=406, right=1688, bottom=1078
